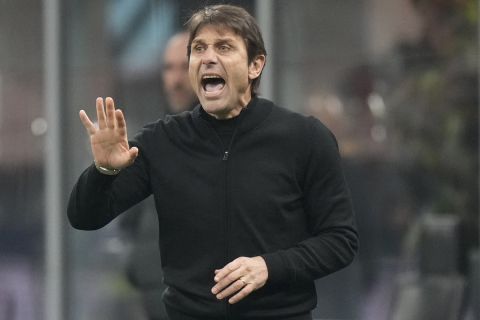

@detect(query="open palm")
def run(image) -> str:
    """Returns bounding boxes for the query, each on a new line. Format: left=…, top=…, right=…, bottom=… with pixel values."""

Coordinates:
left=79, top=97, right=138, bottom=169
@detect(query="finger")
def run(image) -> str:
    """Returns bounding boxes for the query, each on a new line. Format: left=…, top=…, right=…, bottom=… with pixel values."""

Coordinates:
left=96, top=97, right=107, bottom=129
left=212, top=266, right=246, bottom=294
left=115, top=109, right=127, bottom=137
left=215, top=279, right=247, bottom=300
left=105, top=97, right=116, bottom=129
left=79, top=110, right=97, bottom=135
left=214, top=258, right=243, bottom=282
left=228, top=283, right=255, bottom=304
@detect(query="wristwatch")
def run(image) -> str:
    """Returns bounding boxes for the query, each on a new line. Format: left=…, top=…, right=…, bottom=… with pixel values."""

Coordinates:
left=94, top=162, right=121, bottom=176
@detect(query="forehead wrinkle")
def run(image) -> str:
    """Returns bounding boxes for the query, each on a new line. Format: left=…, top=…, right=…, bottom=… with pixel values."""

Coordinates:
left=192, top=24, right=240, bottom=41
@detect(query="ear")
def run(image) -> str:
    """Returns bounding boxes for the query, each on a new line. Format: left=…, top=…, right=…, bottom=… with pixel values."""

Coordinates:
left=248, top=55, right=266, bottom=80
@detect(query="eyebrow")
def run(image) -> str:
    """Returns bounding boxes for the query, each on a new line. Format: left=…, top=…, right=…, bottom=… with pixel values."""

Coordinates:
left=191, top=37, right=236, bottom=45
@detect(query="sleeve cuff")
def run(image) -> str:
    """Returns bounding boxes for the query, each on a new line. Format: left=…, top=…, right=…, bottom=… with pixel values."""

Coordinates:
left=261, top=251, right=291, bottom=288
left=82, top=163, right=120, bottom=194
left=86, top=162, right=119, bottom=182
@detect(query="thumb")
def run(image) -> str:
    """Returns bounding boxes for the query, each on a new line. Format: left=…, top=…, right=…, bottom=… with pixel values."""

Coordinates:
left=128, top=147, right=139, bottom=163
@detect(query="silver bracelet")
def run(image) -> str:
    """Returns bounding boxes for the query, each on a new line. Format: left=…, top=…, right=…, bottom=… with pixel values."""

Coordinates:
left=94, top=162, right=121, bottom=176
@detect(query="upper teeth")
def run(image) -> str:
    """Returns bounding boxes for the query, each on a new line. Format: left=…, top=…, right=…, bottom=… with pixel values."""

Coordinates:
left=203, top=75, right=222, bottom=79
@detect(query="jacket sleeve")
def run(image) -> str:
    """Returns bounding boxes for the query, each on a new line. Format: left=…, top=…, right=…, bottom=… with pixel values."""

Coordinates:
left=262, top=118, right=359, bottom=287
left=67, top=142, right=152, bottom=230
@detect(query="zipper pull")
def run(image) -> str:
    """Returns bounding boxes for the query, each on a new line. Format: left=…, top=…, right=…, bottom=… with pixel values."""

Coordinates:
left=223, top=151, right=229, bottom=161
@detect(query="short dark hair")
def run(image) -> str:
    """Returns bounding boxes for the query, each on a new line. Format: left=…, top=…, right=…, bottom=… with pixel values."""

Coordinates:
left=185, top=4, right=267, bottom=96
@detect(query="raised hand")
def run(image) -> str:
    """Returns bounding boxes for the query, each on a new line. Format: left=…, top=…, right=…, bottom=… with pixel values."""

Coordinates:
left=79, top=97, right=138, bottom=170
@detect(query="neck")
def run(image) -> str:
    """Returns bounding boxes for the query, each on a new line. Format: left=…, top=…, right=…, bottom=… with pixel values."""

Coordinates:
left=207, top=106, right=242, bottom=120
left=208, top=94, right=252, bottom=120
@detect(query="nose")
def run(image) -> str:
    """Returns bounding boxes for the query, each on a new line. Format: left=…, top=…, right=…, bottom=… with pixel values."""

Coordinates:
left=201, top=46, right=218, bottom=65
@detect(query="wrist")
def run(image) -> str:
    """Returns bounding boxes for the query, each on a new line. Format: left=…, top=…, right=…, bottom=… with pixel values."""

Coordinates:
left=94, top=161, right=121, bottom=176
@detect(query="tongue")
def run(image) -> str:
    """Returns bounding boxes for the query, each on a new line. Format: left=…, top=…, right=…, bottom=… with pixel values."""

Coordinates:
left=205, top=82, right=224, bottom=92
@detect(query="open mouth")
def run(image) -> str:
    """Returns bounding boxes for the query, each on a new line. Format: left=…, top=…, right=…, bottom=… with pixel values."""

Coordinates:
left=201, top=75, right=226, bottom=94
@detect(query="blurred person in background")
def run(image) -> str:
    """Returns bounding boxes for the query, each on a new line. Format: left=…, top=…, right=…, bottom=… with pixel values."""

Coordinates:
left=120, top=30, right=198, bottom=320
left=68, top=5, right=358, bottom=319
left=161, top=31, right=199, bottom=115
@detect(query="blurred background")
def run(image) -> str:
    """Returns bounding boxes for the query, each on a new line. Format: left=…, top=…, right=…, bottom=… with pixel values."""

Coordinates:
left=0, top=0, right=478, bottom=319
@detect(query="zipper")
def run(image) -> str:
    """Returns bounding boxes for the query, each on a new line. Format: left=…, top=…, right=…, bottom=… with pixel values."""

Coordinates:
left=224, top=152, right=230, bottom=319
left=222, top=125, right=240, bottom=320
left=200, top=115, right=242, bottom=320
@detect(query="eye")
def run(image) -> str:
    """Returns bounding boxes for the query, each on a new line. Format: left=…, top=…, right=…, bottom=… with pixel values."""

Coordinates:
left=218, top=44, right=231, bottom=53
left=193, top=44, right=205, bottom=53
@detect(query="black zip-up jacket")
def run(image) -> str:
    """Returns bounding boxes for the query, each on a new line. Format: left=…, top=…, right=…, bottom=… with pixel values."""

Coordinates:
left=68, top=97, right=358, bottom=319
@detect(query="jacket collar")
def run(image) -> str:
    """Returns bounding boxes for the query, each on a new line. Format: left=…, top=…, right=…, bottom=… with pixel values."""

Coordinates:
left=191, top=97, right=274, bottom=137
